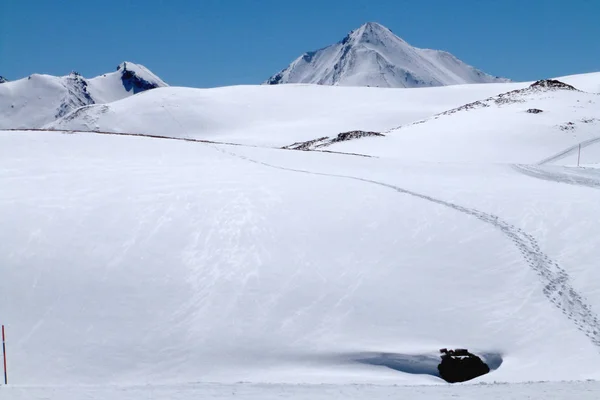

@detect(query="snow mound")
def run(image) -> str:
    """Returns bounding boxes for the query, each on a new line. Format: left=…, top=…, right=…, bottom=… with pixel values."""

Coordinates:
left=265, top=22, right=509, bottom=88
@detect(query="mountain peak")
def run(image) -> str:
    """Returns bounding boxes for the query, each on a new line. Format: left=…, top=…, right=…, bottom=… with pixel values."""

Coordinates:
left=357, top=21, right=393, bottom=35
left=0, top=76, right=7, bottom=84
left=266, top=23, right=508, bottom=88
left=342, top=22, right=399, bottom=46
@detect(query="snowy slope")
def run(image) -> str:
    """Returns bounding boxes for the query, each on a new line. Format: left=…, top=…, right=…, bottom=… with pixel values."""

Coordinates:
left=322, top=76, right=600, bottom=162
left=2, top=129, right=600, bottom=392
left=555, top=71, right=600, bottom=93
left=0, top=62, right=167, bottom=129
left=265, top=22, right=509, bottom=88
left=47, top=82, right=524, bottom=147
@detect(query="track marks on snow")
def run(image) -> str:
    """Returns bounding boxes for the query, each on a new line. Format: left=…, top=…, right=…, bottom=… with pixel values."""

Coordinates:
left=513, top=164, right=600, bottom=189
left=212, top=146, right=600, bottom=349
left=537, top=136, right=600, bottom=166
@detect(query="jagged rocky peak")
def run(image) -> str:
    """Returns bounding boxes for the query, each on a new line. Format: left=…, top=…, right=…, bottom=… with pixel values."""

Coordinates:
left=0, top=76, right=7, bottom=84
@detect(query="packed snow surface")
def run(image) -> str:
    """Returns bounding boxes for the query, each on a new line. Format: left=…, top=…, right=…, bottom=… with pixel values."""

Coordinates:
left=265, top=22, right=508, bottom=88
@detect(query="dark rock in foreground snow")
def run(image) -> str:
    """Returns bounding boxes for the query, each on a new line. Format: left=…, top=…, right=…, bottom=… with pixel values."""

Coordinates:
left=437, top=348, right=491, bottom=383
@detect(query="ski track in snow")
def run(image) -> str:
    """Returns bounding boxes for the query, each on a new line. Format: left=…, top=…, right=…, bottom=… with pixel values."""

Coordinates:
left=537, top=136, right=600, bottom=166
left=513, top=164, right=600, bottom=189
left=513, top=136, right=600, bottom=189
left=210, top=145, right=600, bottom=349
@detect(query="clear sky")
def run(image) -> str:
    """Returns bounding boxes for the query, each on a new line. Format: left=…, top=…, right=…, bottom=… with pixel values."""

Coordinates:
left=1, top=0, right=598, bottom=87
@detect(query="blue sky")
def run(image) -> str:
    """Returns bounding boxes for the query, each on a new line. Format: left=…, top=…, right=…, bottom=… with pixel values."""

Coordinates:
left=1, top=0, right=598, bottom=87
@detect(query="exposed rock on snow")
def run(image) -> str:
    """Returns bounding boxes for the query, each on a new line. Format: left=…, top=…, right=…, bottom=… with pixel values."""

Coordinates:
left=265, top=22, right=509, bottom=88
left=319, top=73, right=600, bottom=163
left=283, top=130, right=384, bottom=150
left=411, top=79, right=582, bottom=122
left=0, top=76, right=7, bottom=83
left=283, top=136, right=330, bottom=150
left=527, top=108, right=544, bottom=114
left=117, top=61, right=165, bottom=95
left=55, top=72, right=95, bottom=119
left=531, top=79, right=577, bottom=90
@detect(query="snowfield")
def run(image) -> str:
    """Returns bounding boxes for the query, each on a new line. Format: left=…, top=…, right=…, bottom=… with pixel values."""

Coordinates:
left=46, top=82, right=525, bottom=146
left=2, top=71, right=600, bottom=399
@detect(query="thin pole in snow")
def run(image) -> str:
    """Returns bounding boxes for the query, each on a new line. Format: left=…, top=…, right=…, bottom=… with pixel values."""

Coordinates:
left=577, top=144, right=581, bottom=167
left=2, top=325, right=6, bottom=385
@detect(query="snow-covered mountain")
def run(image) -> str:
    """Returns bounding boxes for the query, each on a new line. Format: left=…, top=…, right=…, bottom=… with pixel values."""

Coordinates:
left=265, top=22, right=509, bottom=88
left=0, top=62, right=167, bottom=129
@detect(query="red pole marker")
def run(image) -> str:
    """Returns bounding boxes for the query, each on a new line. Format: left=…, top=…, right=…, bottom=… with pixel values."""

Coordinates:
left=2, top=325, right=7, bottom=384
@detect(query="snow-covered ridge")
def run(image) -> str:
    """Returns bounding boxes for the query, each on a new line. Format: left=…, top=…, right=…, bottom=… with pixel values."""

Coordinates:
left=279, top=78, right=597, bottom=152
left=0, top=61, right=167, bottom=129
left=416, top=79, right=582, bottom=122
left=265, top=22, right=509, bottom=88
left=323, top=75, right=600, bottom=162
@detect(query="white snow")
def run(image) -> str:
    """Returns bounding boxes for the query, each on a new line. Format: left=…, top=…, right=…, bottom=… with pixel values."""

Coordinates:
left=265, top=22, right=509, bottom=88
left=2, top=70, right=600, bottom=399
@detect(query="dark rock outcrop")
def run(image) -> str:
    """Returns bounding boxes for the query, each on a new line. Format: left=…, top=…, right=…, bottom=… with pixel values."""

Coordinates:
left=283, top=130, right=384, bottom=151
left=530, top=79, right=577, bottom=91
left=54, top=72, right=95, bottom=119
left=527, top=108, right=544, bottom=114
left=0, top=76, right=7, bottom=84
left=328, top=130, right=384, bottom=144
left=437, top=348, right=490, bottom=383
left=118, top=62, right=162, bottom=94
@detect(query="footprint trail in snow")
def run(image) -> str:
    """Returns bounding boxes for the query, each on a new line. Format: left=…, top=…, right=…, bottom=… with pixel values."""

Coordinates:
left=213, top=145, right=600, bottom=349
